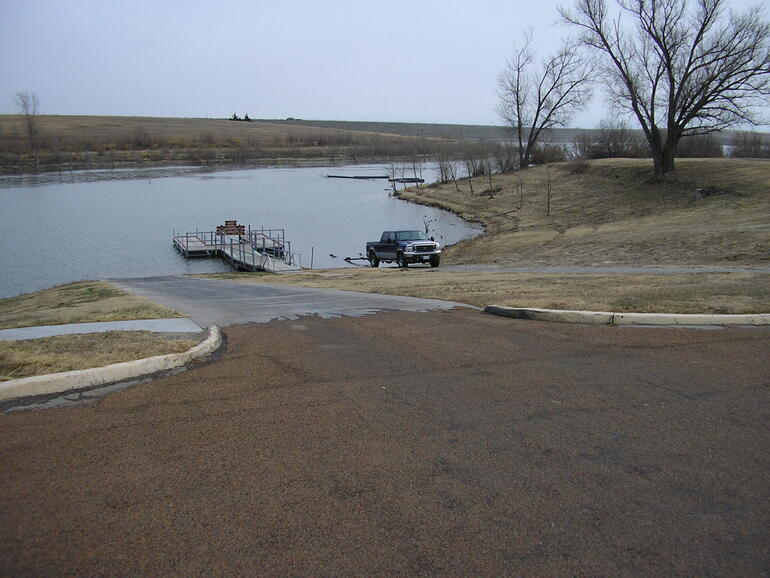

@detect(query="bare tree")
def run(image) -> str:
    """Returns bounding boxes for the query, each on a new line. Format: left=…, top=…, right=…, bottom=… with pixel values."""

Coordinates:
left=446, top=161, right=460, bottom=192
left=496, top=31, right=595, bottom=169
left=437, top=156, right=451, bottom=183
left=492, top=142, right=517, bottom=173
left=676, top=133, right=723, bottom=157
left=411, top=158, right=423, bottom=187
left=465, top=161, right=475, bottom=194
left=595, top=119, right=647, bottom=157
left=14, top=91, right=41, bottom=155
left=730, top=131, right=770, bottom=158
left=560, top=0, right=770, bottom=175
left=574, top=119, right=649, bottom=158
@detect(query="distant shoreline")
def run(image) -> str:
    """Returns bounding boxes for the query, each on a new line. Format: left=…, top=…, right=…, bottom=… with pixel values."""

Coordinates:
left=2, top=114, right=765, bottom=176
left=0, top=157, right=395, bottom=182
left=0, top=115, right=473, bottom=176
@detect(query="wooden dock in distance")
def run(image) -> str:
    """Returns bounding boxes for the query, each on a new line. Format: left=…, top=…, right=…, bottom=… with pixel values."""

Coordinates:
left=326, top=174, right=389, bottom=180
left=173, top=221, right=302, bottom=273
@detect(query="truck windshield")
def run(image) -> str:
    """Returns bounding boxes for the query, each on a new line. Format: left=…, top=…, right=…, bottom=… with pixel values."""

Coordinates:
left=395, top=231, right=429, bottom=241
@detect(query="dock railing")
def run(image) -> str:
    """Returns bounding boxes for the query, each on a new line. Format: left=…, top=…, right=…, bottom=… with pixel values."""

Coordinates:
left=172, top=227, right=301, bottom=272
left=172, top=230, right=219, bottom=256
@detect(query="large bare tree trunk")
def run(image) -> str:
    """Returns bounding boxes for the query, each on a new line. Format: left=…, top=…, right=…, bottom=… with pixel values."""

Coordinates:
left=651, top=144, right=677, bottom=176
left=651, top=132, right=681, bottom=176
left=661, top=143, right=677, bottom=175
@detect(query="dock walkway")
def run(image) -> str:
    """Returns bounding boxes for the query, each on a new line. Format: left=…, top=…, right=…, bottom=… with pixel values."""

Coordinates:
left=173, top=224, right=302, bottom=273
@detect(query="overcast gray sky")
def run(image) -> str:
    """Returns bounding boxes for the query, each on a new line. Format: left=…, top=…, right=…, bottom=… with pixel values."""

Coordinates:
left=0, top=0, right=765, bottom=128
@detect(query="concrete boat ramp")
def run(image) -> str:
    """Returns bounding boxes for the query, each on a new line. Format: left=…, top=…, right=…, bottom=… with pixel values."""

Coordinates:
left=173, top=220, right=302, bottom=273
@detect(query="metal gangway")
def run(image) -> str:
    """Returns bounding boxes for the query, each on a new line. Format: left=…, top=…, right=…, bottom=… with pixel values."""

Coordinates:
left=172, top=225, right=302, bottom=273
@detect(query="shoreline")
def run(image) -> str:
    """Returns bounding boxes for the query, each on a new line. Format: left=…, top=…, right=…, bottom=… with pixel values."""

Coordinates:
left=0, top=156, right=419, bottom=183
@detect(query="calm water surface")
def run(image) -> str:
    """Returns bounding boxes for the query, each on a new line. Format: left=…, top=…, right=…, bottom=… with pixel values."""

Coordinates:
left=0, top=164, right=481, bottom=298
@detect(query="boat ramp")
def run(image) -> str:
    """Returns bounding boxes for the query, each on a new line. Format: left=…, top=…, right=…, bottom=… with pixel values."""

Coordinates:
left=173, top=221, right=302, bottom=273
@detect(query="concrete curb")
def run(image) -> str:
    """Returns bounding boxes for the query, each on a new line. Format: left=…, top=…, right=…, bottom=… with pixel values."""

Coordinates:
left=0, top=326, right=222, bottom=403
left=484, top=306, right=770, bottom=327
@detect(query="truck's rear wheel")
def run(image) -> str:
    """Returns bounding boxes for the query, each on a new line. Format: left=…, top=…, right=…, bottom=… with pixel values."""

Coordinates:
left=430, top=255, right=440, bottom=268
left=396, top=252, right=408, bottom=268
left=368, top=250, right=379, bottom=268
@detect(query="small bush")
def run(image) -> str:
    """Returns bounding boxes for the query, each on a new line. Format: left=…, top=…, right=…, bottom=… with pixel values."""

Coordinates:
left=131, top=127, right=152, bottom=148
left=531, top=143, right=569, bottom=164
left=567, top=160, right=590, bottom=174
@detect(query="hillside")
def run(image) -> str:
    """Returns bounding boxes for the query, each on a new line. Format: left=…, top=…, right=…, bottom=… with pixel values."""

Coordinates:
left=2, top=114, right=766, bottom=175
left=256, top=118, right=760, bottom=146
left=399, top=158, right=770, bottom=266
left=0, top=115, right=415, bottom=147
left=0, top=115, right=454, bottom=174
left=256, top=119, right=512, bottom=141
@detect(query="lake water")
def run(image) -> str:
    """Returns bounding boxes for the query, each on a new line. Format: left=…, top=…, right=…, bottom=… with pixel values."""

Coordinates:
left=0, top=164, right=482, bottom=298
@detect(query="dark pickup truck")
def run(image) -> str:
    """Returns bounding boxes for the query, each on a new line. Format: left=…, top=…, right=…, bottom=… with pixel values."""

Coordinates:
left=366, top=230, right=441, bottom=268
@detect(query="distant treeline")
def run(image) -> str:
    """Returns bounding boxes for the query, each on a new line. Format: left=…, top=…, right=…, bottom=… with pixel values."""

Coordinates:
left=0, top=115, right=767, bottom=175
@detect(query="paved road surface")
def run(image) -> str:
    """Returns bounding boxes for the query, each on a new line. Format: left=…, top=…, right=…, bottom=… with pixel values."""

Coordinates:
left=1, top=309, right=768, bottom=575
left=110, top=275, right=468, bottom=327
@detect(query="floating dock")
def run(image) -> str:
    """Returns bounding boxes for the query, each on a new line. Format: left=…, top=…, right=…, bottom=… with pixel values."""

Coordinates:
left=326, top=174, right=389, bottom=180
left=173, top=221, right=302, bottom=273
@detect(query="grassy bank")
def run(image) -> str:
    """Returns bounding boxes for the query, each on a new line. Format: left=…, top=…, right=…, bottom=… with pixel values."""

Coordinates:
left=401, top=158, right=770, bottom=266
left=0, top=332, right=198, bottom=381
left=0, top=281, right=181, bottom=330
left=0, top=281, right=194, bottom=381
left=0, top=115, right=462, bottom=174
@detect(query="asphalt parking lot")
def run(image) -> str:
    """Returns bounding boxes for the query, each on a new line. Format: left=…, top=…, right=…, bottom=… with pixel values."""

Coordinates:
left=1, top=308, right=768, bottom=575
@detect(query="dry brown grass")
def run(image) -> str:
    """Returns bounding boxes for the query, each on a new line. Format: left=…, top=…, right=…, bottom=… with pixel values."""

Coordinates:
left=203, top=159, right=769, bottom=314
left=0, top=281, right=182, bottom=330
left=0, top=331, right=198, bottom=381
left=201, top=269, right=770, bottom=314
left=0, top=114, right=450, bottom=173
left=402, top=158, right=770, bottom=266
left=0, top=115, right=405, bottom=148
